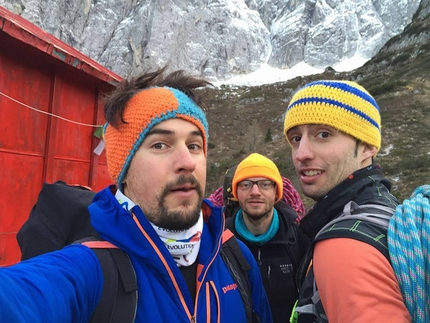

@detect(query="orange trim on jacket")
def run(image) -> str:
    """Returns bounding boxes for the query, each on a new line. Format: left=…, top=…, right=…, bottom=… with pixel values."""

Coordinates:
left=132, top=212, right=193, bottom=320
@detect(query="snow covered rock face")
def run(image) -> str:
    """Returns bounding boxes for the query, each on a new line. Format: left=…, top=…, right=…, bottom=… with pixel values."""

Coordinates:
left=0, top=0, right=420, bottom=82
left=269, top=0, right=421, bottom=69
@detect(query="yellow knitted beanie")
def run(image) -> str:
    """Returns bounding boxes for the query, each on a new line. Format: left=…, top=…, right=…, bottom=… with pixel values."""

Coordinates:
left=232, top=153, right=283, bottom=203
left=284, top=80, right=381, bottom=151
left=104, top=87, right=208, bottom=188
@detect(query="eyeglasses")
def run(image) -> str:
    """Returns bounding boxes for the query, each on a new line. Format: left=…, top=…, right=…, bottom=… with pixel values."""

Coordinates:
left=237, top=180, right=276, bottom=191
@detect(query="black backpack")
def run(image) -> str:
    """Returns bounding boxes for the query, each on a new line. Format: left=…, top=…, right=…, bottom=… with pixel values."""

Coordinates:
left=17, top=181, right=138, bottom=323
left=17, top=181, right=257, bottom=323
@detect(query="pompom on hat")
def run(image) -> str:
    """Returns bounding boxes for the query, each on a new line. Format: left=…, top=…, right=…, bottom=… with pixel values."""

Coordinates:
left=284, top=80, right=381, bottom=151
left=104, top=87, right=209, bottom=188
left=232, top=153, right=283, bottom=203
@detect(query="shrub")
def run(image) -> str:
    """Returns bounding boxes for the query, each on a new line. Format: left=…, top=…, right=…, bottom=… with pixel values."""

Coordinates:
left=265, top=128, right=272, bottom=143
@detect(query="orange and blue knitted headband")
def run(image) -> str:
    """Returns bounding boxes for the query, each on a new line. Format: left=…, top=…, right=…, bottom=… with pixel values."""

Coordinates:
left=284, top=80, right=381, bottom=151
left=104, top=86, right=209, bottom=187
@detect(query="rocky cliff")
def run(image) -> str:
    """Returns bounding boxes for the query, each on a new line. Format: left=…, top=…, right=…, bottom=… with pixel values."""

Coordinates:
left=0, top=0, right=421, bottom=82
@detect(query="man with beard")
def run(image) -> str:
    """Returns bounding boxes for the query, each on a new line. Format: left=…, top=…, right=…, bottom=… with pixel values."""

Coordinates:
left=225, top=153, right=310, bottom=323
left=0, top=67, right=272, bottom=323
left=284, top=80, right=410, bottom=322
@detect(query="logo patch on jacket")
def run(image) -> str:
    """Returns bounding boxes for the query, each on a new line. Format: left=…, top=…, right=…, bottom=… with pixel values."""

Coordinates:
left=222, top=283, right=238, bottom=293
left=280, top=264, right=293, bottom=274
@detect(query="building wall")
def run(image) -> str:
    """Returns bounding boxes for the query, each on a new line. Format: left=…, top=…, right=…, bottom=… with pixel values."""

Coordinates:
left=0, top=7, right=120, bottom=265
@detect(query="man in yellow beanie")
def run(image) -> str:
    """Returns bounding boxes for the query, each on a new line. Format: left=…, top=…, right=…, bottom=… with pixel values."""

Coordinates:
left=225, top=153, right=310, bottom=323
left=284, top=80, right=410, bottom=322
left=0, top=67, right=273, bottom=323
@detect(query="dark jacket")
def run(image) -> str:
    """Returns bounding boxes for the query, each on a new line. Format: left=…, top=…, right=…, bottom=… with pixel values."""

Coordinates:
left=295, top=164, right=399, bottom=323
left=226, top=200, right=310, bottom=323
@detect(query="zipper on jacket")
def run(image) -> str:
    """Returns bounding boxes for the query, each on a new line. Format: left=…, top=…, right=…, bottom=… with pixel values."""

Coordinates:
left=132, top=212, right=193, bottom=320
left=209, top=281, right=221, bottom=323
left=193, top=232, right=223, bottom=322
left=257, top=248, right=262, bottom=265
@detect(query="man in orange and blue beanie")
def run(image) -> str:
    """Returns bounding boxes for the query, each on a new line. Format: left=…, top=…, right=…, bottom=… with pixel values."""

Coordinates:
left=225, top=153, right=310, bottom=323
left=0, top=67, right=272, bottom=323
left=284, top=80, right=410, bottom=322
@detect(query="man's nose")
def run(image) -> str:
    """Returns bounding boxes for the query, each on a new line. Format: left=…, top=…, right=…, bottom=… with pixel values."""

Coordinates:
left=173, top=145, right=196, bottom=173
left=250, top=182, right=262, bottom=195
left=295, top=137, right=314, bottom=162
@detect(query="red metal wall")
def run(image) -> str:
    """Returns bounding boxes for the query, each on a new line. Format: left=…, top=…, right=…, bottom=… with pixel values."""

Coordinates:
left=0, top=7, right=121, bottom=265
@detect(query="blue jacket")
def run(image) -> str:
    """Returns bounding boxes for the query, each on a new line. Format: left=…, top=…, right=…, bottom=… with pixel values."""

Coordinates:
left=0, top=186, right=272, bottom=322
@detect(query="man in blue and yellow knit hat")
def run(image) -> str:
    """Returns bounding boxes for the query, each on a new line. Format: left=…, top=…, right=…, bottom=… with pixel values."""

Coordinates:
left=284, top=80, right=410, bottom=322
left=0, top=67, right=272, bottom=323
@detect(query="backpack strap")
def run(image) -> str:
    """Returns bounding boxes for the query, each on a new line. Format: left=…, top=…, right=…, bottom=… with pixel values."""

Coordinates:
left=78, top=238, right=138, bottom=323
left=275, top=201, right=301, bottom=271
left=315, top=201, right=395, bottom=261
left=221, top=230, right=260, bottom=323
left=285, top=223, right=302, bottom=286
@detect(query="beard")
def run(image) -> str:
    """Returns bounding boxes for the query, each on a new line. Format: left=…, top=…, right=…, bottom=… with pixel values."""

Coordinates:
left=149, top=174, right=204, bottom=231
left=242, top=207, right=273, bottom=223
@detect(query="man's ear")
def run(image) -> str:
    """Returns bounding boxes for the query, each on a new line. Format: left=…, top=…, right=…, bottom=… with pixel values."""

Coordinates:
left=121, top=180, right=128, bottom=195
left=360, top=142, right=378, bottom=162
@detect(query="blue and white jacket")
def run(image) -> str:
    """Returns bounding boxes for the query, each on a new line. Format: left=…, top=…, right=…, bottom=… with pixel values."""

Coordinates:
left=0, top=185, right=272, bottom=323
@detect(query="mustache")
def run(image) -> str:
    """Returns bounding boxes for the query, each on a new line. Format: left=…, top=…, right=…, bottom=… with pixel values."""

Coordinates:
left=160, top=175, right=203, bottom=198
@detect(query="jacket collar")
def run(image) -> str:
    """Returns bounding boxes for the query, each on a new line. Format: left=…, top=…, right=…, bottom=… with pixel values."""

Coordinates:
left=226, top=200, right=295, bottom=244
left=90, top=188, right=225, bottom=268
left=299, top=164, right=396, bottom=240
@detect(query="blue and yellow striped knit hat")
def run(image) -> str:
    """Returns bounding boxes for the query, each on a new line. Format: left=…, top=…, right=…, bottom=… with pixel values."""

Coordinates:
left=104, top=86, right=209, bottom=187
left=284, top=80, right=381, bottom=151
